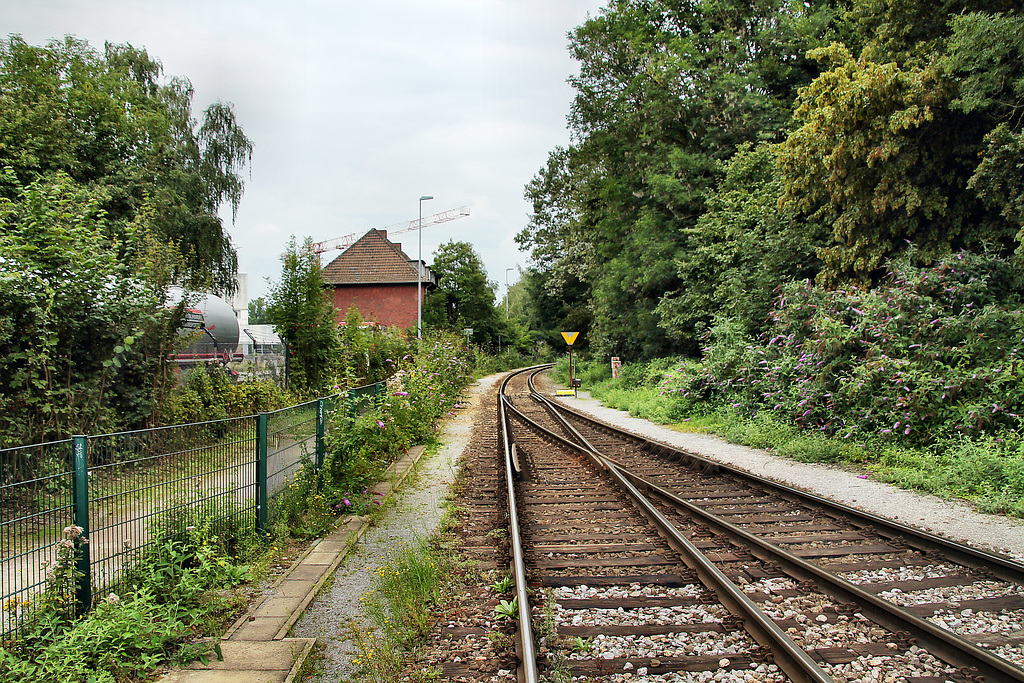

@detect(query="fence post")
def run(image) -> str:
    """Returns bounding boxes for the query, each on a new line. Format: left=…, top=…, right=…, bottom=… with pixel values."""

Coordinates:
left=256, top=413, right=268, bottom=540
left=374, top=381, right=382, bottom=408
left=71, top=435, right=91, bottom=612
left=316, top=399, right=326, bottom=469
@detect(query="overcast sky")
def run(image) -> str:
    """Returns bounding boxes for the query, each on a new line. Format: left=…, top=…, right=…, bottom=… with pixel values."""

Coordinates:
left=2, top=0, right=605, bottom=303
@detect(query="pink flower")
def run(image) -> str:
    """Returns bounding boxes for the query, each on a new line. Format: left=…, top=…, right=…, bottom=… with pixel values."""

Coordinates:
left=377, top=420, right=384, bottom=428
left=343, top=498, right=351, bottom=507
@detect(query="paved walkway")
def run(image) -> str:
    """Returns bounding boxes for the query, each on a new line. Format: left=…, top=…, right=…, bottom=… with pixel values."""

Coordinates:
left=157, top=444, right=429, bottom=683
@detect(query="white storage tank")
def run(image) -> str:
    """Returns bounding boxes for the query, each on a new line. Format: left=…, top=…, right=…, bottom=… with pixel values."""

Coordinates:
left=166, top=287, right=241, bottom=364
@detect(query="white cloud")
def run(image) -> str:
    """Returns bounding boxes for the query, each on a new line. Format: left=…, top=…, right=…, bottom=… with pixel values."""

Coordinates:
left=1, top=0, right=605, bottom=300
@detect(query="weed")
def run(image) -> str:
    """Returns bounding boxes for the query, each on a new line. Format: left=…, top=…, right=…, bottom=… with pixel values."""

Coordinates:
left=487, top=630, right=514, bottom=649
left=491, top=574, right=513, bottom=594
left=348, top=536, right=455, bottom=683
left=571, top=635, right=593, bottom=652
left=494, top=597, right=518, bottom=620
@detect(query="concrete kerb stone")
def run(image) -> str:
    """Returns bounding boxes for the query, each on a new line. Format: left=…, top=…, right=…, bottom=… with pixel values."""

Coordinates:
left=156, top=443, right=430, bottom=682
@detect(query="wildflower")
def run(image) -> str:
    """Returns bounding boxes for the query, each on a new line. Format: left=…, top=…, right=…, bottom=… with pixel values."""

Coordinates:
left=377, top=420, right=385, bottom=428
left=343, top=498, right=351, bottom=507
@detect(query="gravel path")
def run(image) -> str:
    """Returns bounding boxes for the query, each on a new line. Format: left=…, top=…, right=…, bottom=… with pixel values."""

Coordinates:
left=555, top=390, right=1024, bottom=562
left=292, top=374, right=499, bottom=682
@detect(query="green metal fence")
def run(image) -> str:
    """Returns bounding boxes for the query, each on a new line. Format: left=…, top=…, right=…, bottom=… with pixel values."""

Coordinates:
left=0, top=381, right=382, bottom=638
left=0, top=439, right=74, bottom=633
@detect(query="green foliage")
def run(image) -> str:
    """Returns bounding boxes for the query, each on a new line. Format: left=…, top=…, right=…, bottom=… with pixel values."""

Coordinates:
left=0, top=173, right=177, bottom=445
left=944, top=12, right=1024, bottom=245
left=323, top=332, right=472, bottom=500
left=0, top=35, right=252, bottom=293
left=425, top=240, right=510, bottom=350
left=338, top=305, right=411, bottom=384
left=0, top=35, right=253, bottom=446
left=659, top=142, right=822, bottom=342
left=494, top=597, right=518, bottom=620
left=665, top=251, right=1024, bottom=444
left=473, top=349, right=544, bottom=378
left=350, top=537, right=453, bottom=682
left=267, top=236, right=343, bottom=397
left=3, top=520, right=250, bottom=683
left=520, top=2, right=1024, bottom=360
left=247, top=296, right=271, bottom=324
left=519, top=0, right=843, bottom=359
left=266, top=460, right=338, bottom=540
left=162, top=364, right=290, bottom=425
left=776, top=43, right=1002, bottom=284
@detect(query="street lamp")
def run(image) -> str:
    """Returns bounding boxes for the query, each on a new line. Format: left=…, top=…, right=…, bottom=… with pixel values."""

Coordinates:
left=505, top=267, right=514, bottom=319
left=417, top=195, right=433, bottom=339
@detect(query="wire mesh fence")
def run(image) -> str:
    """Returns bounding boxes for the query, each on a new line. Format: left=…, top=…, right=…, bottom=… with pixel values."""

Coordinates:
left=0, top=382, right=381, bottom=639
left=0, top=440, right=74, bottom=635
left=85, top=417, right=258, bottom=606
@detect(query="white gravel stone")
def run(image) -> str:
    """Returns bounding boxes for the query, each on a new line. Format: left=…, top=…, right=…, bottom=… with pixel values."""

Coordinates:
left=555, top=391, right=1024, bottom=561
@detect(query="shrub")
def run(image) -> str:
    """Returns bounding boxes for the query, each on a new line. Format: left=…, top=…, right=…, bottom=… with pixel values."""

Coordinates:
left=163, top=365, right=293, bottom=425
left=322, top=332, right=473, bottom=500
left=663, top=251, right=1024, bottom=445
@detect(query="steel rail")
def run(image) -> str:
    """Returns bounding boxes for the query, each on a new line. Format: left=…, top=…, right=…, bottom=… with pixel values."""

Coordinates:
left=536, top=384, right=1024, bottom=681
left=503, top=392, right=835, bottom=683
left=616, top=466, right=1024, bottom=683
left=498, top=367, right=544, bottom=683
left=548, top=397, right=1024, bottom=585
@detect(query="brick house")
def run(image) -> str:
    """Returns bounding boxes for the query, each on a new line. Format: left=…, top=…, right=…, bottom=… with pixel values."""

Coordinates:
left=321, top=229, right=435, bottom=330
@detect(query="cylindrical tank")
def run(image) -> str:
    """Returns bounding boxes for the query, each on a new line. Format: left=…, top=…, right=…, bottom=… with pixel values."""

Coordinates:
left=166, top=288, right=241, bottom=363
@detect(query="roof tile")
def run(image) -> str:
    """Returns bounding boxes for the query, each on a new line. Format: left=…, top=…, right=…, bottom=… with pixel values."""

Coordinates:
left=322, top=229, right=424, bottom=285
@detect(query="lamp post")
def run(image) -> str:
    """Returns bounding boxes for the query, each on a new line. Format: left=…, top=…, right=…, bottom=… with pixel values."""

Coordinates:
left=417, top=195, right=433, bottom=339
left=505, top=267, right=514, bottom=319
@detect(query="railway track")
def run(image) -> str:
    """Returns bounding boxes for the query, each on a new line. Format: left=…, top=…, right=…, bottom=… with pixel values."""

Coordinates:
left=497, top=365, right=1024, bottom=683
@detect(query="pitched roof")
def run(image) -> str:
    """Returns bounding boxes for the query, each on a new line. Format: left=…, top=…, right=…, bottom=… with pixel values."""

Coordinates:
left=322, top=229, right=425, bottom=285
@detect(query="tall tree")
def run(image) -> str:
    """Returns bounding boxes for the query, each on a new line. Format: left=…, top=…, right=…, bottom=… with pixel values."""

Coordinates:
left=0, top=36, right=252, bottom=293
left=267, top=237, right=341, bottom=396
left=520, top=0, right=844, bottom=358
left=248, top=296, right=271, bottom=324
left=778, top=4, right=1023, bottom=285
left=425, top=241, right=503, bottom=347
left=657, top=142, right=823, bottom=340
left=0, top=173, right=184, bottom=444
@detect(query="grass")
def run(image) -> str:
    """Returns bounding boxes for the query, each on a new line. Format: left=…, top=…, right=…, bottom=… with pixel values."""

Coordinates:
left=347, top=536, right=457, bottom=683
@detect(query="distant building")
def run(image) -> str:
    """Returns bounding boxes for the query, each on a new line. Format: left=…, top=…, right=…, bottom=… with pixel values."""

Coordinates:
left=321, top=229, right=435, bottom=330
left=240, top=324, right=283, bottom=355
left=226, top=273, right=249, bottom=327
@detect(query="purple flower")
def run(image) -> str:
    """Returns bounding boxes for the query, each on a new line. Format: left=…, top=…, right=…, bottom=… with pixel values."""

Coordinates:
left=343, top=498, right=351, bottom=506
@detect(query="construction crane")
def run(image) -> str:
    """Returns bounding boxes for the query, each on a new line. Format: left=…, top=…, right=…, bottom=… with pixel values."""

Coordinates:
left=311, top=206, right=470, bottom=255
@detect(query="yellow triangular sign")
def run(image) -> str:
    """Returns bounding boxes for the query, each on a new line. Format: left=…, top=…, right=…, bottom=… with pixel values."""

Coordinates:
left=561, top=331, right=579, bottom=346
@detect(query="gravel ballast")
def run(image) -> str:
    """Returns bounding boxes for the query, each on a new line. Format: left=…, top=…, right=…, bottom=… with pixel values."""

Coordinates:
left=290, top=372, right=1024, bottom=681
left=554, top=390, right=1024, bottom=561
